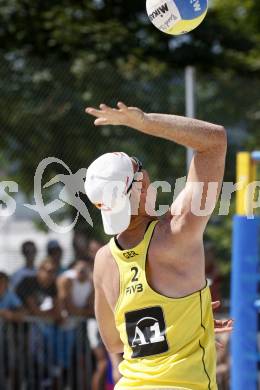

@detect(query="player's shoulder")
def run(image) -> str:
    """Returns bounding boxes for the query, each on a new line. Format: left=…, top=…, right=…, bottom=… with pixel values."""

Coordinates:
left=93, top=242, right=114, bottom=285
left=95, top=242, right=113, bottom=262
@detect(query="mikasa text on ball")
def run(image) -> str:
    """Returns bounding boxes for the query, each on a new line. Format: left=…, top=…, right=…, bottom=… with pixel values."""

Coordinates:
left=146, top=0, right=208, bottom=35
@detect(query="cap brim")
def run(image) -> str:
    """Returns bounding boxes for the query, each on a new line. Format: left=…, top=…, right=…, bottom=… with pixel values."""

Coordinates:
left=101, top=195, right=131, bottom=235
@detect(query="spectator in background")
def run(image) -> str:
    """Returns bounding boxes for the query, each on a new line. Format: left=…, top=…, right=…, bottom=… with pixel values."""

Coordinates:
left=205, top=242, right=222, bottom=302
left=108, top=353, right=122, bottom=388
left=72, top=231, right=89, bottom=261
left=57, top=260, right=107, bottom=390
left=47, top=239, right=65, bottom=275
left=58, top=259, right=94, bottom=318
left=70, top=236, right=103, bottom=268
left=216, top=333, right=230, bottom=389
left=11, top=241, right=37, bottom=289
left=88, top=238, right=102, bottom=261
left=16, top=259, right=61, bottom=388
left=0, top=272, right=25, bottom=321
left=16, top=258, right=60, bottom=320
left=0, top=272, right=25, bottom=390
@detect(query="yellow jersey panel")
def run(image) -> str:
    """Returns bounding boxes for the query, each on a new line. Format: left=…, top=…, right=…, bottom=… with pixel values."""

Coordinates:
left=110, top=221, right=217, bottom=390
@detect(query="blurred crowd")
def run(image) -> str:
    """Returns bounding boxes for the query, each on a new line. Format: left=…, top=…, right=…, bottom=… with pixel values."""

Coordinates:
left=0, top=234, right=116, bottom=390
left=0, top=236, right=230, bottom=390
left=205, top=242, right=230, bottom=390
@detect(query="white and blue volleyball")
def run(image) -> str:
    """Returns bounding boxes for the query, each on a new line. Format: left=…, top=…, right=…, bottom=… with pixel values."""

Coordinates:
left=146, top=0, right=208, bottom=35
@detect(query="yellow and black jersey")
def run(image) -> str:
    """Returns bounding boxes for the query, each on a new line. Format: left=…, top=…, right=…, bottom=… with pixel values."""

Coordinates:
left=110, top=220, right=217, bottom=390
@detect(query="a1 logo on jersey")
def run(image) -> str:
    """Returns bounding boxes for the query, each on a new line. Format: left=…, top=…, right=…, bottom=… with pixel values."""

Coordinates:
left=125, top=306, right=169, bottom=358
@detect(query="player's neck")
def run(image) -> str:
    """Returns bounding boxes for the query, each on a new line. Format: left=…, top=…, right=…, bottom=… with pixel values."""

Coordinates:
left=117, top=215, right=155, bottom=249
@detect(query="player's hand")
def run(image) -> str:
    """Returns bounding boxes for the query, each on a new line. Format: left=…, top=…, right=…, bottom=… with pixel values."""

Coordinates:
left=212, top=301, right=233, bottom=350
left=212, top=300, right=233, bottom=334
left=85, top=102, right=145, bottom=128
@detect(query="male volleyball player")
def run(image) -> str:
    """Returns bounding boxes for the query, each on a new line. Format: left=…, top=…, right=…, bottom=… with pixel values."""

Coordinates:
left=85, top=102, right=228, bottom=390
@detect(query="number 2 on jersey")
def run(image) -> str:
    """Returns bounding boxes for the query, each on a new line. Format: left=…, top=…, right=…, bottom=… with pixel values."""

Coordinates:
left=131, top=267, right=139, bottom=282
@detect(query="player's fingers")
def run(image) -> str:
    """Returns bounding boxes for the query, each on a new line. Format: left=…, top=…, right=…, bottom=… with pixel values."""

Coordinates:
left=214, top=320, right=223, bottom=328
left=214, top=319, right=231, bottom=328
left=94, top=118, right=108, bottom=126
left=117, top=101, right=128, bottom=111
left=214, top=320, right=220, bottom=328
left=85, top=107, right=104, bottom=118
left=215, top=327, right=232, bottom=334
left=227, top=319, right=234, bottom=328
left=99, top=103, right=114, bottom=112
left=211, top=301, right=221, bottom=310
left=216, top=319, right=234, bottom=328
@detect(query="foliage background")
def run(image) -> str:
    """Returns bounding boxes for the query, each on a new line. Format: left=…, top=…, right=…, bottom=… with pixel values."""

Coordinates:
left=0, top=0, right=260, bottom=296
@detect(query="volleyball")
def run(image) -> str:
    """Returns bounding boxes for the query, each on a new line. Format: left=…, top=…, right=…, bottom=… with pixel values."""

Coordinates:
left=146, top=0, right=208, bottom=35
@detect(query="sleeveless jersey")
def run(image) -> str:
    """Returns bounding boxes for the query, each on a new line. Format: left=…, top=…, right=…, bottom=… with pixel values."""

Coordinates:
left=109, top=220, right=217, bottom=390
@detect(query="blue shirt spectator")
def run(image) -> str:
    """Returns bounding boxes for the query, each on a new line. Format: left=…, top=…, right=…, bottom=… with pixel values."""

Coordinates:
left=0, top=272, right=24, bottom=322
left=16, top=258, right=59, bottom=319
left=11, top=241, right=37, bottom=289
left=47, top=240, right=66, bottom=275
left=12, top=267, right=36, bottom=290
left=0, top=289, right=22, bottom=310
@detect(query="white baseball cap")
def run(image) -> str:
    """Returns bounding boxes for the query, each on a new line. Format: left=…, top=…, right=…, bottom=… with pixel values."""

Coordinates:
left=85, top=152, right=135, bottom=235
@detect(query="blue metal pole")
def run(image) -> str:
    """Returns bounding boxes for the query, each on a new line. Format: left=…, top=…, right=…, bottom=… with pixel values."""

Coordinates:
left=231, top=216, right=260, bottom=389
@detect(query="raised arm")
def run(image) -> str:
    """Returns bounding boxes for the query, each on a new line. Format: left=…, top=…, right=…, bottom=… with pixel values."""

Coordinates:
left=141, top=111, right=227, bottom=234
left=86, top=102, right=227, bottom=234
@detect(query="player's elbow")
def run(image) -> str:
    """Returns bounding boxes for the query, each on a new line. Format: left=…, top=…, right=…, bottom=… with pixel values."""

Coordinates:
left=105, top=342, right=124, bottom=354
left=215, top=126, right=227, bottom=151
left=102, top=336, right=124, bottom=354
left=200, top=125, right=227, bottom=154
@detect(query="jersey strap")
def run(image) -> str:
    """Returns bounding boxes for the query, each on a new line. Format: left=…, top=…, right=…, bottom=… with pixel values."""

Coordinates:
left=109, top=220, right=158, bottom=314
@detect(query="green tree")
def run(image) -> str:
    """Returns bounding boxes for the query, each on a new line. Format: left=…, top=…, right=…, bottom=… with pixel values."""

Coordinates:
left=0, top=0, right=259, bottom=286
